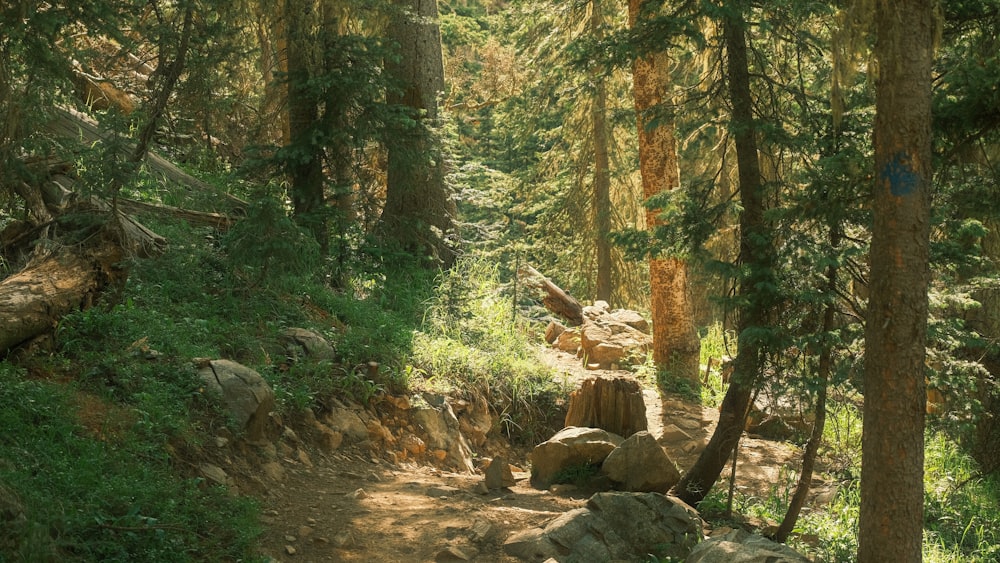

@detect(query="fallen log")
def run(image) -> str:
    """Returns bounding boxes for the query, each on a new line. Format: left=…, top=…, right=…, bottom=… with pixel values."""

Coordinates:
left=519, top=264, right=584, bottom=326
left=0, top=201, right=165, bottom=356
left=117, top=198, right=236, bottom=232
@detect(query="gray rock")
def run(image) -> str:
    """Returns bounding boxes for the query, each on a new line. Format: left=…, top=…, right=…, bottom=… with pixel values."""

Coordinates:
left=322, top=406, right=369, bottom=442
left=198, top=359, right=275, bottom=443
left=530, top=427, right=623, bottom=488
left=601, top=430, right=681, bottom=493
left=685, top=529, right=810, bottom=563
left=412, top=401, right=475, bottom=473
left=504, top=492, right=703, bottom=562
left=280, top=327, right=336, bottom=360
left=484, top=456, right=516, bottom=490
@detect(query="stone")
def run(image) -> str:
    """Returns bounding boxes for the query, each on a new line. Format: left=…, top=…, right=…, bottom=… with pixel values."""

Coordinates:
left=284, top=545, right=296, bottom=555
left=312, top=422, right=343, bottom=451
left=530, top=426, right=623, bottom=488
left=199, top=463, right=230, bottom=487
left=400, top=434, right=426, bottom=456
left=261, top=461, right=285, bottom=481
left=505, top=493, right=702, bottom=562
left=280, top=327, right=336, bottom=361
left=662, top=423, right=693, bottom=442
left=198, top=359, right=275, bottom=443
left=412, top=401, right=475, bottom=473
left=604, top=309, right=650, bottom=333
left=352, top=488, right=369, bottom=500
left=484, top=456, right=516, bottom=490
left=554, top=328, right=581, bottom=353
left=456, top=395, right=492, bottom=447
left=601, top=431, right=681, bottom=493
left=545, top=321, right=566, bottom=344
left=298, top=525, right=313, bottom=538
left=685, top=529, right=810, bottom=563
left=322, top=407, right=369, bottom=442
left=296, top=449, right=313, bottom=468
left=435, top=546, right=474, bottom=561
left=579, top=320, right=651, bottom=369
left=469, top=520, right=493, bottom=542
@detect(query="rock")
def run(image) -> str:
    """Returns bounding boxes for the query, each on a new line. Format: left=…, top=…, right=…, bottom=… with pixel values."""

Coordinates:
left=426, top=485, right=461, bottom=498
left=469, top=520, right=494, bottom=542
left=564, top=376, right=647, bottom=438
left=312, top=422, right=344, bottom=451
left=455, top=395, right=492, bottom=447
left=261, top=461, right=285, bottom=481
left=685, top=529, right=810, bottom=562
left=280, top=327, right=336, bottom=361
left=662, top=423, right=693, bottom=442
left=545, top=321, right=566, bottom=344
left=504, top=492, right=703, bottom=562
left=484, top=456, right=516, bottom=490
left=296, top=449, right=313, bottom=468
left=297, top=525, right=313, bottom=538
left=554, top=329, right=581, bottom=353
left=198, top=359, right=275, bottom=443
left=322, top=406, right=369, bottom=443
left=530, top=427, right=623, bottom=488
left=601, top=431, right=681, bottom=493
left=604, top=309, right=650, bottom=333
left=435, top=546, right=474, bottom=561
left=352, top=488, right=369, bottom=500
left=412, top=401, right=475, bottom=473
left=284, top=544, right=296, bottom=555
left=400, top=434, right=426, bottom=456
left=199, top=463, right=230, bottom=487
left=579, top=320, right=651, bottom=369
left=582, top=300, right=611, bottom=320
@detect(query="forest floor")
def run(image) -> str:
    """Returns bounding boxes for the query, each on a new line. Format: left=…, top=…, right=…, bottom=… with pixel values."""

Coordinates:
left=252, top=347, right=833, bottom=562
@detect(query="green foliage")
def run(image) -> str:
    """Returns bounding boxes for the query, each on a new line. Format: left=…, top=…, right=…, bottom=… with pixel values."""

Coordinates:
left=411, top=257, right=564, bottom=442
left=0, top=364, right=260, bottom=562
left=223, top=197, right=322, bottom=286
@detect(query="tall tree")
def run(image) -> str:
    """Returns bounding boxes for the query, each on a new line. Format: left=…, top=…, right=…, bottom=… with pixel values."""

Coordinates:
left=382, top=0, right=456, bottom=265
left=627, top=0, right=700, bottom=382
left=857, top=0, right=933, bottom=560
left=673, top=0, right=775, bottom=505
left=591, top=0, right=613, bottom=303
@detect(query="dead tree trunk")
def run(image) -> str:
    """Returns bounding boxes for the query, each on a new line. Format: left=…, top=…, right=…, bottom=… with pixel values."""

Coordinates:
left=0, top=202, right=165, bottom=356
left=565, top=376, right=647, bottom=438
left=520, top=264, right=584, bottom=326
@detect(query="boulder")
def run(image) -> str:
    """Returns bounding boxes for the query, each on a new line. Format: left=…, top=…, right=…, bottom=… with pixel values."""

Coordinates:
left=579, top=320, right=651, bottom=369
left=503, top=492, right=703, bottom=562
left=545, top=321, right=566, bottom=344
left=412, top=399, right=475, bottom=473
left=530, top=427, right=623, bottom=488
left=604, top=309, right=649, bottom=333
left=685, top=529, right=810, bottom=563
left=198, top=359, right=275, bottom=443
left=601, top=431, right=681, bottom=493
left=554, top=329, right=581, bottom=354
left=280, top=327, right=336, bottom=361
left=453, top=395, right=492, bottom=447
left=322, top=406, right=369, bottom=442
left=484, top=456, right=516, bottom=490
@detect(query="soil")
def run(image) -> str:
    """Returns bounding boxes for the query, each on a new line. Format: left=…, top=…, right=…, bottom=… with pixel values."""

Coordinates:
left=246, top=347, right=833, bottom=562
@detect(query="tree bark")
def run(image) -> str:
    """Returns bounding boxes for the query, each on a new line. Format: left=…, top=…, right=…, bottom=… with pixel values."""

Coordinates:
left=285, top=0, right=329, bottom=254
left=591, top=0, right=613, bottom=304
left=565, top=376, right=647, bottom=438
left=382, top=0, right=456, bottom=266
left=520, top=264, right=585, bottom=326
left=628, top=0, right=700, bottom=383
left=673, top=2, right=771, bottom=506
left=858, top=1, right=933, bottom=561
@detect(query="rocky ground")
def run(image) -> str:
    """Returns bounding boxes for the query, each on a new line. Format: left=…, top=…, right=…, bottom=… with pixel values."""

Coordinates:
left=244, top=346, right=833, bottom=562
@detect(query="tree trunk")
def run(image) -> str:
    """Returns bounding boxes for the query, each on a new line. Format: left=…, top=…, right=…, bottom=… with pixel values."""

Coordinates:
left=775, top=227, right=839, bottom=542
left=565, top=376, right=647, bottom=438
left=132, top=0, right=195, bottom=164
left=673, top=2, right=771, bottom=506
left=591, top=0, right=613, bottom=304
left=628, top=0, right=701, bottom=383
left=858, top=1, right=933, bottom=561
left=285, top=0, right=328, bottom=254
left=382, top=0, right=456, bottom=266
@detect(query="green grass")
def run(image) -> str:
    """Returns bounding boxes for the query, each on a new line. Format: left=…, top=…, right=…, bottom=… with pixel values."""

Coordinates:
left=0, top=364, right=260, bottom=561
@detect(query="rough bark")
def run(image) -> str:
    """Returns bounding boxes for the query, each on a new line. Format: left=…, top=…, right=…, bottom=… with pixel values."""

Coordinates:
left=858, top=1, right=933, bottom=561
left=673, top=3, right=771, bottom=506
left=628, top=0, right=701, bottom=383
left=591, top=0, right=613, bottom=304
left=0, top=202, right=164, bottom=357
left=382, top=0, right=456, bottom=266
left=564, top=376, right=647, bottom=438
left=520, top=264, right=585, bottom=326
left=285, top=0, right=328, bottom=253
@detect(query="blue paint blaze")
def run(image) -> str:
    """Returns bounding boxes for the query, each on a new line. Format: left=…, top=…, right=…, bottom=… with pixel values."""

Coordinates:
left=880, top=151, right=919, bottom=197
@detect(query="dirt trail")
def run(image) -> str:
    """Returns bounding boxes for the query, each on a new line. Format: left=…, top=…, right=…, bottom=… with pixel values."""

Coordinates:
left=254, top=347, right=826, bottom=562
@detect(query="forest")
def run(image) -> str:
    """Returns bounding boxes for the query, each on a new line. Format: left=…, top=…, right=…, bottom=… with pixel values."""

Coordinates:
left=1, top=0, right=999, bottom=561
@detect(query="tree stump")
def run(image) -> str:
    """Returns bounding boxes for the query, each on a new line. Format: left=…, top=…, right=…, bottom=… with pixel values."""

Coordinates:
left=564, top=377, right=647, bottom=438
